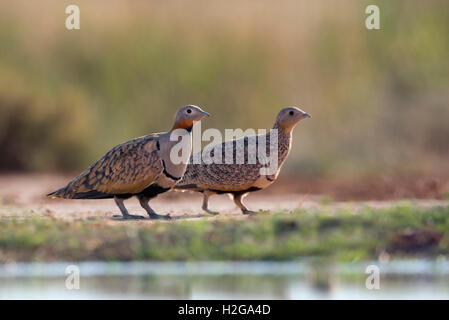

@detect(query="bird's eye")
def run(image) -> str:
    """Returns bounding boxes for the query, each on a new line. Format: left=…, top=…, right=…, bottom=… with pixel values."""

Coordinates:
left=289, top=111, right=294, bottom=116
left=187, top=109, right=192, bottom=114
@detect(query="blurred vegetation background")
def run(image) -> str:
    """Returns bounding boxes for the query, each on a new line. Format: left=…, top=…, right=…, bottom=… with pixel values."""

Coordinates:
left=0, top=0, right=448, bottom=178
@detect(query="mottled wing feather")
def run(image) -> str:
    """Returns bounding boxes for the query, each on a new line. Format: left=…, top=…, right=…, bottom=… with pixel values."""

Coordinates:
left=179, top=136, right=266, bottom=191
left=57, top=134, right=164, bottom=197
left=178, top=132, right=290, bottom=192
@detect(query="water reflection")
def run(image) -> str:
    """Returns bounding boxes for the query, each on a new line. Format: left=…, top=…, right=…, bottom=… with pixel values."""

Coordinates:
left=0, top=260, right=448, bottom=299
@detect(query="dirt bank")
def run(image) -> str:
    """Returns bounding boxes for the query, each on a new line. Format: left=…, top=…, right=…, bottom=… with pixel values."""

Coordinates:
left=0, top=174, right=447, bottom=221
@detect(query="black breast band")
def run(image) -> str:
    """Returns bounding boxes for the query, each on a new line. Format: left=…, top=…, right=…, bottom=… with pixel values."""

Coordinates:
left=162, top=160, right=181, bottom=181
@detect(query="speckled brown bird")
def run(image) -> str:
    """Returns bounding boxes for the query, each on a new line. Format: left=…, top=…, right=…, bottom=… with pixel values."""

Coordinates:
left=175, top=107, right=311, bottom=215
left=48, top=105, right=210, bottom=219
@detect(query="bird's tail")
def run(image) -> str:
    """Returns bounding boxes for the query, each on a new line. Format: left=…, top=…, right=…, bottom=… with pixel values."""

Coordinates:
left=47, top=187, right=69, bottom=199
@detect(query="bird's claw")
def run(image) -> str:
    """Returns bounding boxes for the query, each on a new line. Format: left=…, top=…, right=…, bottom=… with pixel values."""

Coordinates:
left=149, top=213, right=172, bottom=220
left=122, top=214, right=146, bottom=220
left=205, top=209, right=220, bottom=216
left=242, top=210, right=257, bottom=215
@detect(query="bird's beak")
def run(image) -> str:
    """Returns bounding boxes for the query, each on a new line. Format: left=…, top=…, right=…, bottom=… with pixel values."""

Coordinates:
left=201, top=111, right=210, bottom=118
left=303, top=113, right=311, bottom=118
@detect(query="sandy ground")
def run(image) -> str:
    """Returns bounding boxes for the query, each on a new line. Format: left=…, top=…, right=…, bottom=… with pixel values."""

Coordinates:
left=0, top=174, right=448, bottom=222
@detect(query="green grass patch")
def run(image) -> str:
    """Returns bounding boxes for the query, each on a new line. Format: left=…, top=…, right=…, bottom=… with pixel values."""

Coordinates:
left=0, top=204, right=448, bottom=262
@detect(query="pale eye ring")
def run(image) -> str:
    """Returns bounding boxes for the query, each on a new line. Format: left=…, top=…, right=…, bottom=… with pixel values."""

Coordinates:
left=187, top=109, right=192, bottom=114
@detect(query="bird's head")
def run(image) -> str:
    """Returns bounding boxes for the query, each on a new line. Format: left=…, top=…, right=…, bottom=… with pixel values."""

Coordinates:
left=172, top=105, right=210, bottom=131
left=274, top=106, right=311, bottom=132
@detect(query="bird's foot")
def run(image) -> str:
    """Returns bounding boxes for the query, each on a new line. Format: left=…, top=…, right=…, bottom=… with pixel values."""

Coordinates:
left=204, top=208, right=220, bottom=216
left=242, top=209, right=257, bottom=215
left=122, top=214, right=146, bottom=220
left=149, top=213, right=172, bottom=220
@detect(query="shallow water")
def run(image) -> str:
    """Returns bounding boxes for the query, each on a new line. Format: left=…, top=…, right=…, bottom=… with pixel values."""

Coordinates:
left=1, top=260, right=448, bottom=299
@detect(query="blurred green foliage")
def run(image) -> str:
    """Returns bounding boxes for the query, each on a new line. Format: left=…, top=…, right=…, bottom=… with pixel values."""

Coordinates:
left=0, top=0, right=448, bottom=176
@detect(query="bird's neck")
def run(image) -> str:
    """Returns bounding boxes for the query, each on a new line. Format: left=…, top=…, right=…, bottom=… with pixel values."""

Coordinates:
left=269, top=125, right=292, bottom=166
left=272, top=123, right=292, bottom=141
left=172, top=120, right=194, bottom=132
left=273, top=121, right=296, bottom=134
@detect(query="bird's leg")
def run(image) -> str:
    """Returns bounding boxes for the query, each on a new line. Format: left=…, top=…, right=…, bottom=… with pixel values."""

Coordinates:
left=233, top=192, right=256, bottom=215
left=138, top=195, right=171, bottom=220
left=202, top=191, right=219, bottom=215
left=114, top=197, right=145, bottom=220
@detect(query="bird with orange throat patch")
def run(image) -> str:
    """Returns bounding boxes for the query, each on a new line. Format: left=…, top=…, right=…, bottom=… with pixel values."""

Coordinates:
left=48, top=105, right=210, bottom=219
